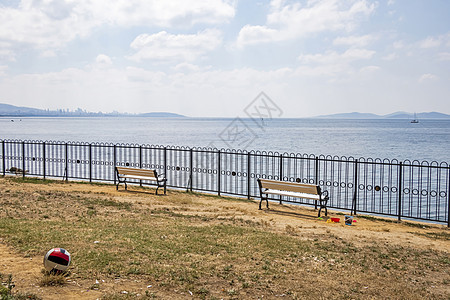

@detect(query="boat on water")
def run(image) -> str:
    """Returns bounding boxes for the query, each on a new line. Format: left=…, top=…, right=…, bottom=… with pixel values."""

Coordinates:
left=411, top=113, right=419, bottom=123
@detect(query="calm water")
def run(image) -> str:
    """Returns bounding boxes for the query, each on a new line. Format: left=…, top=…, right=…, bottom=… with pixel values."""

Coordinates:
left=1, top=117, right=449, bottom=163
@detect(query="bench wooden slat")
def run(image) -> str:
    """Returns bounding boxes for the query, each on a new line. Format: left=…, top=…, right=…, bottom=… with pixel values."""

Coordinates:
left=121, top=175, right=158, bottom=181
left=116, top=167, right=157, bottom=177
left=259, top=179, right=319, bottom=195
left=118, top=171, right=157, bottom=178
left=257, top=178, right=328, bottom=217
left=263, top=189, right=321, bottom=201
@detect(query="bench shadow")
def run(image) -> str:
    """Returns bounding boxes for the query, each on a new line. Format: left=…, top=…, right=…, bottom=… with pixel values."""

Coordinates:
left=116, top=189, right=162, bottom=196
left=261, top=206, right=322, bottom=220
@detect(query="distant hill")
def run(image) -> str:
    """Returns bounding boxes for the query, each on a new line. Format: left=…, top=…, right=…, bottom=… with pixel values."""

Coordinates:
left=415, top=112, right=450, bottom=119
left=138, top=112, right=186, bottom=118
left=315, top=111, right=450, bottom=119
left=0, top=103, right=45, bottom=115
left=315, top=112, right=381, bottom=119
left=383, top=111, right=450, bottom=119
left=0, top=103, right=186, bottom=118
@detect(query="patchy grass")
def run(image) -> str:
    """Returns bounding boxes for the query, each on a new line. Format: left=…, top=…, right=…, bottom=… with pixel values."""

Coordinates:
left=412, top=231, right=450, bottom=241
left=0, top=177, right=449, bottom=299
left=0, top=273, right=41, bottom=300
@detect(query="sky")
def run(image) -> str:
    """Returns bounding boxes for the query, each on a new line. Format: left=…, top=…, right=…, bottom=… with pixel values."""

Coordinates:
left=0, top=0, right=449, bottom=117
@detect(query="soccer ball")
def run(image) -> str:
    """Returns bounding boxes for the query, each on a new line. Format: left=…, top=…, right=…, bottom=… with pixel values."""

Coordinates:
left=43, top=248, right=71, bottom=273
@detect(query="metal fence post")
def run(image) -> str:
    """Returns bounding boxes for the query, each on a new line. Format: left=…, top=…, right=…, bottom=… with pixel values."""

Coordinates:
left=139, top=145, right=143, bottom=187
left=139, top=145, right=142, bottom=168
left=43, top=142, right=46, bottom=179
left=163, top=147, right=167, bottom=191
left=315, top=157, right=319, bottom=209
left=279, top=154, right=283, bottom=203
left=352, top=159, right=358, bottom=215
left=22, top=141, right=25, bottom=179
left=189, top=148, right=193, bottom=192
left=89, top=144, right=92, bottom=183
left=397, top=162, right=403, bottom=221
left=447, top=167, right=450, bottom=227
left=218, top=150, right=221, bottom=196
left=247, top=152, right=251, bottom=200
left=113, top=145, right=117, bottom=185
left=65, top=143, right=68, bottom=181
left=2, top=140, right=5, bottom=176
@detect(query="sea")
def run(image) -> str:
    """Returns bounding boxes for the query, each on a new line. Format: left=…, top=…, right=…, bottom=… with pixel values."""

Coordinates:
left=1, top=117, right=449, bottom=163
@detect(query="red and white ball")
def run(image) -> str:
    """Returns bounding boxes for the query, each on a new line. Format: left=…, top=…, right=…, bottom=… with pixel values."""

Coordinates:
left=43, top=248, right=71, bottom=272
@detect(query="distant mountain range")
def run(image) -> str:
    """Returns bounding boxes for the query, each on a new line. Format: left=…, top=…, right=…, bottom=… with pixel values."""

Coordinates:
left=1, top=102, right=449, bottom=119
left=0, top=103, right=186, bottom=118
left=315, top=111, right=450, bottom=119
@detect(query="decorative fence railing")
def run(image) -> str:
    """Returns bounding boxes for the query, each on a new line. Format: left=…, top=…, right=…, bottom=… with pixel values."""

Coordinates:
left=1, top=140, right=449, bottom=226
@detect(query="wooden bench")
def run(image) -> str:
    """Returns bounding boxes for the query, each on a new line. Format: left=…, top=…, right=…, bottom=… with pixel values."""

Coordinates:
left=257, top=178, right=329, bottom=217
left=115, top=167, right=167, bottom=195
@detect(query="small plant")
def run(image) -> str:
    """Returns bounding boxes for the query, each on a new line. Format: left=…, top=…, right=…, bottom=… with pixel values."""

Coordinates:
left=0, top=273, right=14, bottom=299
left=39, top=270, right=68, bottom=286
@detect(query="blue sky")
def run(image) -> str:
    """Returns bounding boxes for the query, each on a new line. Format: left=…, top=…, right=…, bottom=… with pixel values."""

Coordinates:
left=0, top=0, right=449, bottom=117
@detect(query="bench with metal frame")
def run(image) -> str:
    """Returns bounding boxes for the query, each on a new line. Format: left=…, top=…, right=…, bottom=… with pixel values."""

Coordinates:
left=115, top=167, right=167, bottom=195
left=257, top=178, right=329, bottom=217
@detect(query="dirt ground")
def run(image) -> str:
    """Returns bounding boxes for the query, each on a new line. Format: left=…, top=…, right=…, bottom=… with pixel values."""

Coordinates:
left=0, top=178, right=449, bottom=299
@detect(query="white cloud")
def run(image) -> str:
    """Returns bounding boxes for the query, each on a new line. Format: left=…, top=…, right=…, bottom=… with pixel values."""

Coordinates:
left=236, top=25, right=278, bottom=46
left=297, top=48, right=376, bottom=78
left=360, top=65, right=380, bottom=73
left=173, top=63, right=203, bottom=73
left=237, top=0, right=376, bottom=47
left=418, top=33, right=450, bottom=49
left=419, top=37, right=441, bottom=49
left=0, top=42, right=16, bottom=61
left=96, top=54, right=112, bottom=64
left=298, top=48, right=375, bottom=64
left=128, top=29, right=222, bottom=62
left=0, top=0, right=235, bottom=52
left=419, top=73, right=438, bottom=82
left=95, top=54, right=113, bottom=67
left=333, top=34, right=375, bottom=47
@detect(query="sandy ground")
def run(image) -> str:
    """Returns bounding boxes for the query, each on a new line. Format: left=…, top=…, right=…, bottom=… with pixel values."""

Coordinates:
left=0, top=178, right=448, bottom=299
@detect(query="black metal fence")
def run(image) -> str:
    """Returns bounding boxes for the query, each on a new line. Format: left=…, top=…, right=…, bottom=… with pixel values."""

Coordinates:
left=1, top=140, right=449, bottom=226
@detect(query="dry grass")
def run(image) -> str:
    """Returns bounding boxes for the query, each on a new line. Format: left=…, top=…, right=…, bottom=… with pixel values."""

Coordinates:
left=0, top=176, right=449, bottom=299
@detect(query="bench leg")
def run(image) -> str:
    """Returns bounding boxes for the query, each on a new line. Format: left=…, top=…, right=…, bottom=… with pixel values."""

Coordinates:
left=259, top=197, right=269, bottom=210
left=116, top=179, right=125, bottom=191
left=155, top=180, right=167, bottom=195
left=318, top=199, right=328, bottom=217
